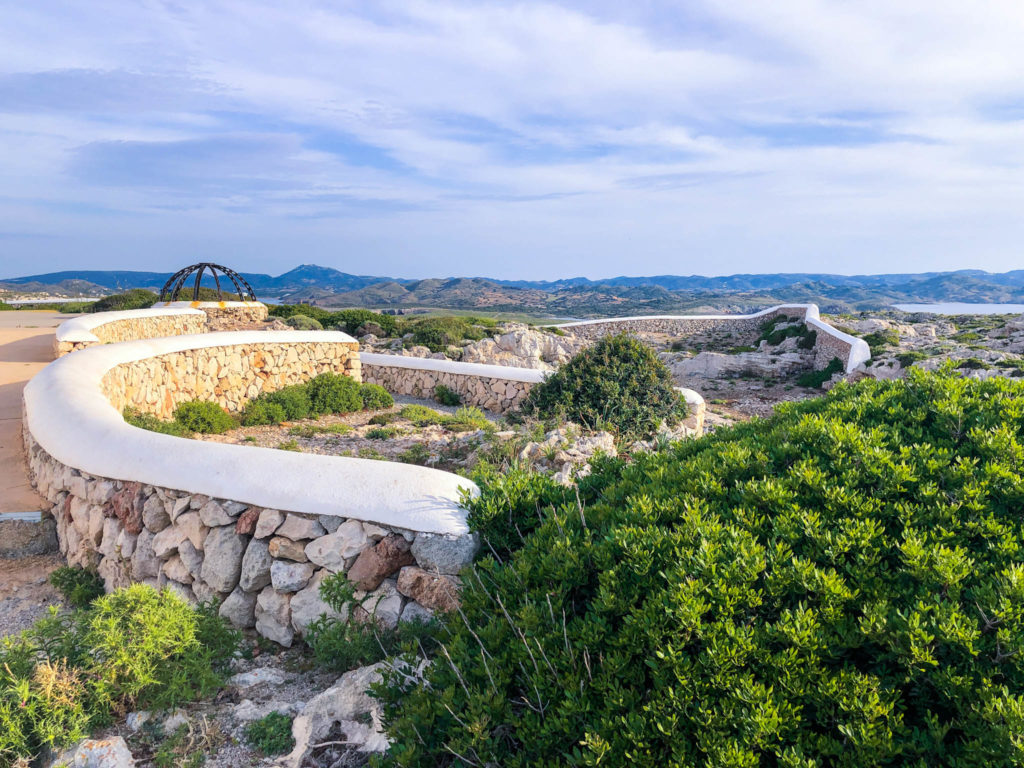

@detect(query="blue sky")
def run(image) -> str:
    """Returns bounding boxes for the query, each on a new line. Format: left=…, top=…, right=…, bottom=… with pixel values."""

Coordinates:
left=3, top=0, right=1024, bottom=280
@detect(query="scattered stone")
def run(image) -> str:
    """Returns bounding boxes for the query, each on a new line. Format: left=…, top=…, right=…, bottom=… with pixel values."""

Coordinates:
left=125, top=711, right=152, bottom=731
left=229, top=666, right=287, bottom=688
left=47, top=736, right=135, bottom=767
left=399, top=600, right=434, bottom=625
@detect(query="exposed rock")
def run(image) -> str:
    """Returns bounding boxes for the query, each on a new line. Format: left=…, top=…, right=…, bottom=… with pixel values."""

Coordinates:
left=305, top=520, right=367, bottom=571
left=353, top=578, right=403, bottom=629
left=47, top=736, right=135, bottom=767
left=318, top=514, right=343, bottom=534
left=347, top=534, right=415, bottom=591
left=174, top=511, right=208, bottom=550
left=396, top=566, right=460, bottom=612
left=161, top=555, right=192, bottom=584
left=459, top=325, right=587, bottom=370
left=166, top=495, right=190, bottom=522
left=239, top=537, right=272, bottom=591
left=220, top=587, right=257, bottom=628
left=276, top=514, right=325, bottom=541
left=109, top=482, right=144, bottom=534
left=141, top=494, right=170, bottom=532
left=400, top=600, right=435, bottom=624
left=200, top=527, right=247, bottom=593
left=254, top=508, right=284, bottom=538
left=229, top=666, right=287, bottom=688
left=178, top=539, right=203, bottom=579
left=291, top=570, right=348, bottom=635
left=270, top=560, right=315, bottom=592
left=410, top=532, right=478, bottom=575
left=255, top=587, right=293, bottom=647
left=269, top=536, right=308, bottom=562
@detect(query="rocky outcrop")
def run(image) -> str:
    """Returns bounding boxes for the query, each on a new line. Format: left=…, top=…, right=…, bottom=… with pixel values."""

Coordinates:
left=459, top=325, right=588, bottom=370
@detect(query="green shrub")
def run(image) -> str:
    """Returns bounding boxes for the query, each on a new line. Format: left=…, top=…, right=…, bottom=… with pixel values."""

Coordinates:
left=519, top=334, right=685, bottom=440
left=401, top=316, right=497, bottom=352
left=263, top=385, right=313, bottom=420
left=397, top=444, right=431, bottom=465
left=444, top=406, right=490, bottom=433
left=367, top=426, right=398, bottom=440
left=861, top=328, right=901, bottom=356
left=57, top=301, right=94, bottom=313
left=331, top=308, right=397, bottom=336
left=123, top=407, right=191, bottom=437
left=369, top=412, right=399, bottom=426
left=49, top=567, right=105, bottom=609
left=240, top=399, right=287, bottom=426
left=376, top=371, right=1024, bottom=767
left=958, top=357, right=992, bottom=370
left=399, top=405, right=445, bottom=426
left=896, top=350, right=928, bottom=368
left=359, top=383, right=394, bottom=410
left=797, top=328, right=818, bottom=349
left=244, top=712, right=295, bottom=755
left=89, top=289, right=158, bottom=313
left=307, top=372, right=363, bottom=415
left=172, top=401, right=235, bottom=434
left=433, top=384, right=461, bottom=406
left=0, top=300, right=12, bottom=311
left=284, top=314, right=323, bottom=331
left=796, top=356, right=844, bottom=388
left=287, top=423, right=352, bottom=437
left=276, top=439, right=300, bottom=451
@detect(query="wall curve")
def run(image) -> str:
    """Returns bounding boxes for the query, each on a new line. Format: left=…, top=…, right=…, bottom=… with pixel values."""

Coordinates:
left=54, top=307, right=208, bottom=357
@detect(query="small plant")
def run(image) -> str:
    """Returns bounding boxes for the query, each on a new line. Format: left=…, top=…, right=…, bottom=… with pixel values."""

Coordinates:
left=240, top=400, right=286, bottom=427
left=444, top=406, right=490, bottom=433
left=49, top=566, right=105, bottom=609
left=434, top=384, right=461, bottom=406
left=366, top=426, right=399, bottom=440
left=796, top=356, right=843, bottom=388
left=123, top=407, right=191, bottom=437
left=861, top=328, right=900, bottom=356
left=357, top=447, right=386, bottom=460
left=957, top=357, right=992, bottom=370
left=369, top=412, right=399, bottom=426
left=896, top=350, right=927, bottom=368
left=284, top=314, right=323, bottom=330
left=306, top=372, right=363, bottom=416
left=796, top=329, right=818, bottom=349
left=172, top=401, right=235, bottom=434
left=244, top=712, right=295, bottom=755
left=276, top=440, right=300, bottom=451
left=287, top=423, right=352, bottom=438
left=727, top=345, right=757, bottom=354
left=359, top=383, right=394, bottom=410
left=397, top=443, right=431, bottom=465
left=399, top=405, right=445, bottom=426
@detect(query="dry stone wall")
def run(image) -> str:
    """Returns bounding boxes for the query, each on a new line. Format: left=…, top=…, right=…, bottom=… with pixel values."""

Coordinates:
left=55, top=312, right=208, bottom=357
left=104, top=340, right=359, bottom=419
left=361, top=354, right=543, bottom=414
left=24, top=429, right=473, bottom=646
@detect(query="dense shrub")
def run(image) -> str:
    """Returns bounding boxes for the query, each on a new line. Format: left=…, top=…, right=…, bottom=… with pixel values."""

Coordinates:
left=796, top=356, right=844, bottom=388
left=307, top=372, right=363, bottom=415
left=240, top=399, right=287, bottom=426
left=49, top=567, right=105, bottom=609
left=269, top=304, right=396, bottom=336
left=359, top=383, right=394, bottom=410
left=123, top=407, right=192, bottom=437
left=376, top=371, right=1024, bottom=767
left=519, top=333, right=685, bottom=440
left=0, top=585, right=238, bottom=765
left=284, top=314, right=323, bottom=330
left=263, top=385, right=313, bottom=421
left=172, top=401, right=235, bottom=434
left=433, top=383, right=461, bottom=406
left=862, top=328, right=901, bottom=356
left=88, top=289, right=158, bottom=313
left=401, top=315, right=497, bottom=352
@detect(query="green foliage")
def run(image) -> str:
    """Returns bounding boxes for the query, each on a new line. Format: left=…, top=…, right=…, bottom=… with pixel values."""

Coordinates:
left=123, top=407, right=192, bottom=437
left=284, top=314, right=323, bottom=330
left=958, top=357, right=992, bottom=370
left=239, top=399, right=287, bottom=427
left=172, top=401, right=235, bottom=434
left=244, top=712, right=295, bottom=755
left=369, top=412, right=400, bottom=426
left=0, top=300, right=12, bottom=311
left=49, top=567, right=105, bottom=609
left=367, top=426, right=399, bottom=440
left=378, top=371, right=1024, bottom=767
left=89, top=289, right=158, bottom=312
left=276, top=440, right=300, bottom=451
left=896, top=350, right=928, bottom=368
left=758, top=315, right=814, bottom=346
left=445, top=406, right=490, bottom=432
left=262, top=385, right=313, bottom=421
left=287, top=423, right=352, bottom=437
left=797, top=328, right=818, bottom=349
left=433, top=384, right=461, bottom=406
left=0, top=586, right=237, bottom=765
left=399, top=405, right=446, bottom=426
left=400, top=315, right=497, bottom=352
left=797, top=356, right=844, bottom=388
left=861, top=328, right=901, bottom=356
left=519, top=333, right=684, bottom=440
left=307, top=372, right=363, bottom=415
left=397, top=443, right=431, bottom=465
left=360, top=383, right=395, bottom=410
left=269, top=304, right=396, bottom=336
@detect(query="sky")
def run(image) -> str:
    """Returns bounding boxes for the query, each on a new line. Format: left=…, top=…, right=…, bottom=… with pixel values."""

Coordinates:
left=3, top=0, right=1024, bottom=280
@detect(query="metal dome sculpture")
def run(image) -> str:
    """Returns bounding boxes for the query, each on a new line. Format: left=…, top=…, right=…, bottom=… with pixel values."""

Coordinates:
left=159, top=262, right=258, bottom=303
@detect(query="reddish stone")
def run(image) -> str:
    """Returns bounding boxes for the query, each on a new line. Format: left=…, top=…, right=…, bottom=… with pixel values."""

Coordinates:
left=235, top=507, right=260, bottom=535
left=107, top=482, right=144, bottom=534
left=347, top=534, right=415, bottom=591
left=396, top=566, right=460, bottom=613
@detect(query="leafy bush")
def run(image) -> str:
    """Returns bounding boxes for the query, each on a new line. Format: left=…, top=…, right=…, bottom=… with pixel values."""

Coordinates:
left=796, top=356, right=844, bottom=388
left=401, top=315, right=497, bottom=352
left=172, top=401, right=235, bottom=434
left=433, top=384, right=461, bottom=406
left=284, top=314, right=323, bottom=330
left=263, top=385, right=313, bottom=421
left=240, top=399, right=287, bottom=427
left=519, top=333, right=685, bottom=441
left=359, top=383, right=394, bottom=410
left=0, top=586, right=238, bottom=764
left=331, top=308, right=397, bottom=336
left=370, top=412, right=400, bottom=426
left=0, top=300, right=12, bottom=311
left=123, top=407, right=192, bottom=437
left=896, top=350, right=928, bottom=368
left=958, top=357, right=992, bottom=370
left=88, top=289, right=158, bottom=313
left=367, top=427, right=399, bottom=440
left=307, top=372, right=363, bottom=415
left=397, top=444, right=431, bottom=465
left=399, top=405, right=445, bottom=426
left=378, top=371, right=1024, bottom=767
left=445, top=406, right=490, bottom=432
left=797, top=328, right=818, bottom=349
left=861, top=328, right=901, bottom=356
left=244, top=712, right=295, bottom=755
left=49, top=567, right=105, bottom=609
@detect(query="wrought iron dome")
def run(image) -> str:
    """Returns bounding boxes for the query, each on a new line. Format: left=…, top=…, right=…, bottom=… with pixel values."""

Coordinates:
left=158, top=262, right=258, bottom=303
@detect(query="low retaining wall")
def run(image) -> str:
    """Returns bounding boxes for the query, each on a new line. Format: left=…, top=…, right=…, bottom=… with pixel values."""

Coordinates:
left=361, top=353, right=545, bottom=414
left=54, top=308, right=208, bottom=357
left=23, top=332, right=480, bottom=646
left=155, top=300, right=269, bottom=330
left=556, top=304, right=871, bottom=373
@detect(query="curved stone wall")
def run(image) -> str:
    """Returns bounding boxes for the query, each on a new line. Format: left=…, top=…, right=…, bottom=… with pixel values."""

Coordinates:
left=23, top=332, right=480, bottom=645
left=361, top=353, right=544, bottom=414
left=54, top=307, right=208, bottom=357
left=555, top=304, right=871, bottom=373
left=155, top=300, right=269, bottom=330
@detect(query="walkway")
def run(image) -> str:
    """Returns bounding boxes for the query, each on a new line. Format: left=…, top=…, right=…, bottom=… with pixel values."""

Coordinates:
left=0, top=311, right=68, bottom=514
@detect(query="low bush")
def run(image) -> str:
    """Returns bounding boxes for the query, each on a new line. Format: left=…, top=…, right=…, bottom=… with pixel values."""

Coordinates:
left=796, top=356, right=844, bottom=388
left=269, top=304, right=396, bottom=336
left=861, top=328, right=901, bottom=356
left=263, top=385, right=313, bottom=421
left=957, top=357, right=992, bottom=370
left=397, top=443, right=431, bottom=465
left=49, top=567, right=105, bottom=609
left=88, top=289, right=158, bottom=313
left=0, top=300, right=12, bottom=311
left=400, top=315, right=498, bottom=352
left=367, top=426, right=399, bottom=440
left=445, top=406, right=490, bottom=432
left=0, top=586, right=238, bottom=765
left=399, top=405, right=445, bottom=426
left=123, top=407, right=191, bottom=437
left=433, top=384, right=461, bottom=406
left=307, top=372, right=363, bottom=415
left=244, top=712, right=295, bottom=755
left=896, top=350, right=928, bottom=368
left=240, top=399, right=287, bottom=427
left=287, top=423, right=352, bottom=437
left=172, top=401, right=235, bottom=434
left=518, top=333, right=685, bottom=440
left=284, top=314, right=323, bottom=331
left=376, top=371, right=1024, bottom=766
left=359, top=383, right=394, bottom=410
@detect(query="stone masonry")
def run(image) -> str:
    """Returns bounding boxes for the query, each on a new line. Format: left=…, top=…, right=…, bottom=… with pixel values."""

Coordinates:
left=55, top=313, right=208, bottom=357
left=361, top=361, right=534, bottom=414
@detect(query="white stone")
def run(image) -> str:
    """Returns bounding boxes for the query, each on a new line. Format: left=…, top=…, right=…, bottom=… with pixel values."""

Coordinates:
left=305, top=520, right=367, bottom=572
left=410, top=532, right=479, bottom=575
left=290, top=570, right=348, bottom=635
left=255, top=587, right=293, bottom=647
left=47, top=736, right=136, bottom=767
left=276, top=514, right=325, bottom=541
left=151, top=525, right=187, bottom=559
left=271, top=560, right=314, bottom=592
left=254, top=508, right=284, bottom=538
left=198, top=499, right=234, bottom=527
left=220, top=587, right=257, bottom=628
left=200, top=526, right=246, bottom=593
left=228, top=667, right=287, bottom=689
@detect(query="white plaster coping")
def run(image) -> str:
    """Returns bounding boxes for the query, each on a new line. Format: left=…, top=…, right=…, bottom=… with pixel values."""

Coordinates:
left=156, top=300, right=266, bottom=309
left=361, top=353, right=548, bottom=383
left=55, top=307, right=207, bottom=344
left=24, top=331, right=477, bottom=535
left=550, top=304, right=869, bottom=373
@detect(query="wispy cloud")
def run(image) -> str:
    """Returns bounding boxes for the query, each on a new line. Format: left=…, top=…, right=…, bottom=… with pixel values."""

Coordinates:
left=2, top=0, right=1024, bottom=278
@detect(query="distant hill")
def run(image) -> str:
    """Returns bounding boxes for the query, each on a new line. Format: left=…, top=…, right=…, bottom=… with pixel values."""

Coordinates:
left=6, top=264, right=1024, bottom=317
